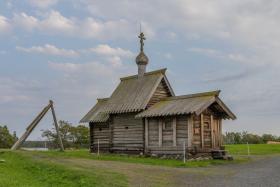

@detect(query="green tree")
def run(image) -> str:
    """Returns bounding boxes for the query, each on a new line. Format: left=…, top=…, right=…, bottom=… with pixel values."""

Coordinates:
left=41, top=121, right=89, bottom=149
left=0, top=125, right=17, bottom=148
left=69, top=125, right=89, bottom=148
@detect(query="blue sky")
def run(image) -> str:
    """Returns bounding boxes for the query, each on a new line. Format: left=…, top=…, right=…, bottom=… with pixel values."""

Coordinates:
left=1, top=0, right=280, bottom=140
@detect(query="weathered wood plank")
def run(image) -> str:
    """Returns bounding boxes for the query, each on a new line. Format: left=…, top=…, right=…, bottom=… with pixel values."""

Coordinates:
left=201, top=114, right=204, bottom=149
left=188, top=115, right=193, bottom=148
left=172, top=117, right=176, bottom=146
left=145, top=118, right=148, bottom=152
left=159, top=119, right=162, bottom=147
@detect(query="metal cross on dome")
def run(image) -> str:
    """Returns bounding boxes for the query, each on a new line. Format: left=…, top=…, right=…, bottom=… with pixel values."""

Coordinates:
left=138, top=32, right=146, bottom=52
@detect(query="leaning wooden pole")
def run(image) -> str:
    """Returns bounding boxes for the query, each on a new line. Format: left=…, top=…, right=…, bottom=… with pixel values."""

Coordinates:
left=11, top=103, right=51, bottom=150
left=50, top=100, right=64, bottom=151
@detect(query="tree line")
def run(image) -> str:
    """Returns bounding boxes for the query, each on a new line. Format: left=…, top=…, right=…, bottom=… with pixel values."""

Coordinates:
left=223, top=131, right=280, bottom=144
left=0, top=121, right=90, bottom=149
left=1, top=123, right=280, bottom=149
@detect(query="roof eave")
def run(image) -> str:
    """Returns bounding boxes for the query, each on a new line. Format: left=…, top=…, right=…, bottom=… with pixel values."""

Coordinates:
left=215, top=97, right=237, bottom=120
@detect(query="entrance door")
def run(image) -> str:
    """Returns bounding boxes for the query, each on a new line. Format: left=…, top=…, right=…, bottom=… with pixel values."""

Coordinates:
left=203, top=122, right=211, bottom=149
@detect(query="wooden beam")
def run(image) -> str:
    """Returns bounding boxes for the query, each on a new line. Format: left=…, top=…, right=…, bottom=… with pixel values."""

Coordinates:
left=50, top=100, right=64, bottom=151
left=145, top=118, right=149, bottom=152
left=187, top=115, right=193, bottom=148
left=11, top=103, right=51, bottom=150
left=210, top=115, right=214, bottom=149
left=172, top=117, right=176, bottom=146
left=201, top=114, right=204, bottom=149
left=158, top=119, right=162, bottom=147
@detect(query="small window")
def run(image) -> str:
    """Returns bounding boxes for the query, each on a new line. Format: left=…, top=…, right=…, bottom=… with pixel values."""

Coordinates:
left=163, top=118, right=172, bottom=130
left=125, top=126, right=128, bottom=130
left=204, top=122, right=210, bottom=129
left=99, top=128, right=102, bottom=131
left=194, top=128, right=200, bottom=135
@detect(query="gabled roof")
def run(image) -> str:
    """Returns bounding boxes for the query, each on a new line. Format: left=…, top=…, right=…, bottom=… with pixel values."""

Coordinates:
left=80, top=69, right=174, bottom=123
left=101, top=68, right=174, bottom=114
left=136, top=90, right=236, bottom=120
left=80, top=98, right=110, bottom=123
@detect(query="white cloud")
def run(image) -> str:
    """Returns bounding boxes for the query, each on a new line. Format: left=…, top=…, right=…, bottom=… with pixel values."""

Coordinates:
left=0, top=15, right=11, bottom=34
left=88, top=44, right=134, bottom=58
left=16, top=44, right=134, bottom=61
left=10, top=11, right=138, bottom=40
left=39, top=10, right=75, bottom=34
left=13, top=13, right=38, bottom=31
left=80, top=0, right=280, bottom=64
left=188, top=47, right=222, bottom=57
left=0, top=77, right=38, bottom=104
left=27, top=0, right=58, bottom=9
left=16, top=44, right=79, bottom=57
left=48, top=61, right=114, bottom=76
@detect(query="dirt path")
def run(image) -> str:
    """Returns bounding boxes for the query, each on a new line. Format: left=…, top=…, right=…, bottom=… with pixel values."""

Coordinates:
left=34, top=155, right=280, bottom=187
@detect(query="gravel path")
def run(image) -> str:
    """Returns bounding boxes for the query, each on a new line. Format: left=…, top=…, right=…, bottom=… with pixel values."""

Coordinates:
left=37, top=155, right=280, bottom=187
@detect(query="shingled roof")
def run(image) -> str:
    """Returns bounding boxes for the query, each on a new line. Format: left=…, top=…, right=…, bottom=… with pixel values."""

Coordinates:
left=136, top=91, right=236, bottom=120
left=80, top=98, right=109, bottom=123
left=101, top=68, right=174, bottom=114
left=80, top=69, right=174, bottom=123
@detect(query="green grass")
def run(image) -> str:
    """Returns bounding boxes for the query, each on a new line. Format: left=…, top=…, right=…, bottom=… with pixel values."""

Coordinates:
left=1, top=144, right=278, bottom=187
left=23, top=149, right=247, bottom=168
left=225, top=144, right=280, bottom=155
left=0, top=150, right=127, bottom=187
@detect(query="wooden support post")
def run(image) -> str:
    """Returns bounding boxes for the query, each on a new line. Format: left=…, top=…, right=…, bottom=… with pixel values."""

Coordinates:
left=11, top=104, right=51, bottom=150
left=210, top=115, right=214, bottom=149
left=50, top=100, right=64, bottom=151
left=219, top=119, right=223, bottom=146
left=217, top=119, right=220, bottom=147
left=11, top=100, right=65, bottom=151
left=145, top=118, right=149, bottom=152
left=187, top=115, right=193, bottom=148
left=200, top=114, right=204, bottom=149
left=172, top=117, right=176, bottom=147
left=158, top=119, right=162, bottom=147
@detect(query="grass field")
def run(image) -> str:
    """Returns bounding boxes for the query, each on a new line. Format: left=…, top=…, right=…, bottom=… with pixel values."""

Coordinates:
left=0, top=150, right=127, bottom=187
left=225, top=144, right=280, bottom=155
left=20, top=149, right=248, bottom=168
left=0, top=144, right=279, bottom=187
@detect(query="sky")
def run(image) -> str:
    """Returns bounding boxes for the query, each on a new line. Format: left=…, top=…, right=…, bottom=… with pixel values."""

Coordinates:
left=1, top=0, right=280, bottom=140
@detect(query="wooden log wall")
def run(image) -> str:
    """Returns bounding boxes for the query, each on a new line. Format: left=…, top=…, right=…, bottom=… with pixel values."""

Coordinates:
left=176, top=116, right=188, bottom=147
left=111, top=113, right=144, bottom=153
left=162, top=117, right=173, bottom=146
left=90, top=122, right=110, bottom=152
left=148, top=118, right=159, bottom=147
left=146, top=115, right=189, bottom=155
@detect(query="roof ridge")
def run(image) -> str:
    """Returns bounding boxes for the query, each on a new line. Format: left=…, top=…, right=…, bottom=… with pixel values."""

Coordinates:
left=97, top=98, right=110, bottom=102
left=120, top=68, right=167, bottom=81
left=164, top=90, right=221, bottom=101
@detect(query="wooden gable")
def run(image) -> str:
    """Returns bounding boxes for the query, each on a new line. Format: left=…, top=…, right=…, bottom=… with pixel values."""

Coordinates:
left=147, top=78, right=173, bottom=108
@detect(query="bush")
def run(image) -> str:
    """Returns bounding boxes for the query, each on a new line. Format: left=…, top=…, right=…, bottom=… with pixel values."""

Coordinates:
left=0, top=125, right=17, bottom=148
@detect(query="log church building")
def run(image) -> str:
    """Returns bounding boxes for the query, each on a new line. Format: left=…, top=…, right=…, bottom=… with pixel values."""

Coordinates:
left=80, top=32, right=236, bottom=156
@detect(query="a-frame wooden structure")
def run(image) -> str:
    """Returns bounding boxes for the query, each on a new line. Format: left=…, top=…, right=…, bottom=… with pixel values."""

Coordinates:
left=11, top=100, right=64, bottom=151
